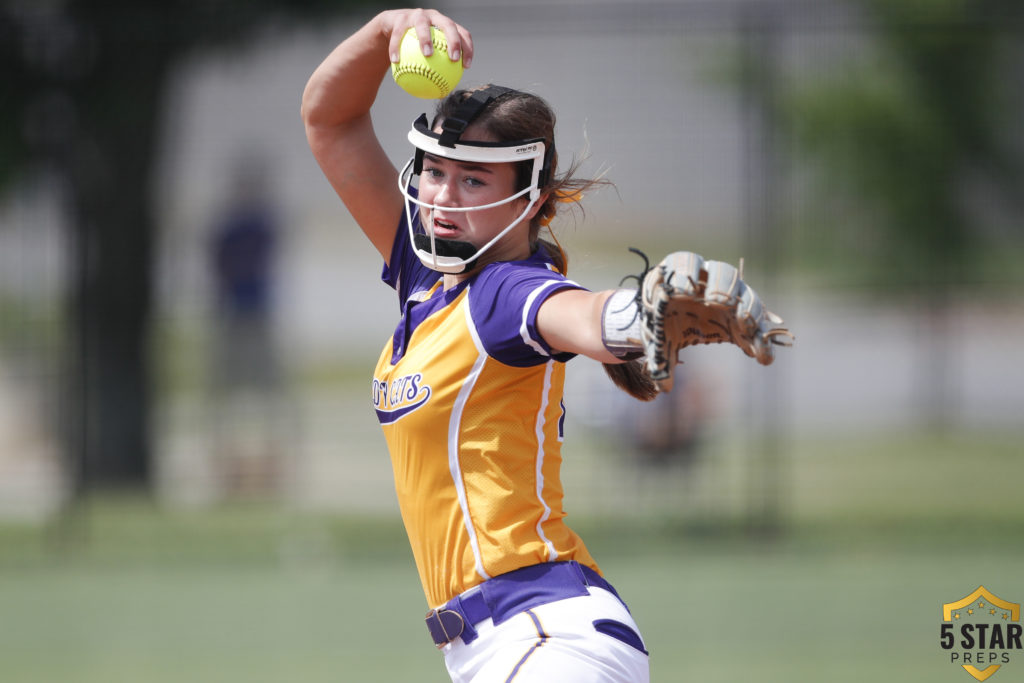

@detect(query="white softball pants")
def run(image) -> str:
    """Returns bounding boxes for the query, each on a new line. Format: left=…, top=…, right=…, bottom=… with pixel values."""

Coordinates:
left=441, top=585, right=650, bottom=683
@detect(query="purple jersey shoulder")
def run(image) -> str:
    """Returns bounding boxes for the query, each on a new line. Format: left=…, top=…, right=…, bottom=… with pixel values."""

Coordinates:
left=468, top=253, right=583, bottom=366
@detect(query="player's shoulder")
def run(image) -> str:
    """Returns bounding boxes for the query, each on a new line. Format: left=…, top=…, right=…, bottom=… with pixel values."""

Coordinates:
left=475, top=245, right=567, bottom=286
left=471, top=258, right=569, bottom=308
left=467, top=247, right=585, bottom=331
left=467, top=249, right=581, bottom=366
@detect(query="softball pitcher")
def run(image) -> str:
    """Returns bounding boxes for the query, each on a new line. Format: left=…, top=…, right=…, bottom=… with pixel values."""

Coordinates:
left=303, top=7, right=791, bottom=682
left=303, top=9, right=651, bottom=680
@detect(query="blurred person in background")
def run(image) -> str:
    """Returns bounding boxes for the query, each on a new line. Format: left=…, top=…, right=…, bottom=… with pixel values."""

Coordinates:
left=618, top=365, right=707, bottom=470
left=207, top=153, right=285, bottom=497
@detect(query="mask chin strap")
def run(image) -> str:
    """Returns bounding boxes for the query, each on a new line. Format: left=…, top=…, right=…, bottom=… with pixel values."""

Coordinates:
left=412, top=233, right=479, bottom=272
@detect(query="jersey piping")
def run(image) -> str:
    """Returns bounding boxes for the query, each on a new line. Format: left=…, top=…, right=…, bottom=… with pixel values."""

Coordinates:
left=451, top=295, right=492, bottom=582
left=532, top=359, right=558, bottom=563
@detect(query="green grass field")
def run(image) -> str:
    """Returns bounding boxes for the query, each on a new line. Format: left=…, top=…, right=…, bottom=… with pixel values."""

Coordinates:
left=1, top=429, right=1022, bottom=682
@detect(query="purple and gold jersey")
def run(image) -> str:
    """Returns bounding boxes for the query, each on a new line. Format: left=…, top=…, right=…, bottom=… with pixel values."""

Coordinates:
left=373, top=217, right=600, bottom=608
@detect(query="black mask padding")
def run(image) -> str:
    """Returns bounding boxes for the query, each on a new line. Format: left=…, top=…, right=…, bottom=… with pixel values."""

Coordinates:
left=540, top=145, right=554, bottom=188
left=413, top=234, right=479, bottom=273
left=437, top=85, right=515, bottom=148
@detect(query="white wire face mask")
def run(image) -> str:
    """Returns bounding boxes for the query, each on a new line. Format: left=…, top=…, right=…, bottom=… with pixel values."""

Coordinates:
left=398, top=113, right=548, bottom=274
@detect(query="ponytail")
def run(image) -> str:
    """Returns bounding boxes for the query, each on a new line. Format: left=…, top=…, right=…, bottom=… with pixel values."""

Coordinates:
left=602, top=359, right=658, bottom=402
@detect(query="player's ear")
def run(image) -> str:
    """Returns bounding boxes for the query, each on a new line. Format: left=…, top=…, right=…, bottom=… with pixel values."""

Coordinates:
left=523, top=191, right=550, bottom=222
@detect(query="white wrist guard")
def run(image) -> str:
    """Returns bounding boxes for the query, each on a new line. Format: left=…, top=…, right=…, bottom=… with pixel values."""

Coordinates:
left=601, top=288, right=644, bottom=359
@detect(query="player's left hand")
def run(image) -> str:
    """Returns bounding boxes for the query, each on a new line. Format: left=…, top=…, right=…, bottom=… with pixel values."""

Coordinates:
left=640, top=251, right=794, bottom=392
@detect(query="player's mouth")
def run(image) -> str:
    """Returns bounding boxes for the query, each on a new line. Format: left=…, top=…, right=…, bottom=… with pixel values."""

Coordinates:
left=431, top=216, right=461, bottom=238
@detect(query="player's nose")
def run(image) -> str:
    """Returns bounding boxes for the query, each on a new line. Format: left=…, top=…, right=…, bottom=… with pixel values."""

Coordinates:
left=433, top=176, right=461, bottom=207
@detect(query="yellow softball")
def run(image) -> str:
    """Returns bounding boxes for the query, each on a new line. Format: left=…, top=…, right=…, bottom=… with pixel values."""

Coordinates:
left=391, top=26, right=463, bottom=99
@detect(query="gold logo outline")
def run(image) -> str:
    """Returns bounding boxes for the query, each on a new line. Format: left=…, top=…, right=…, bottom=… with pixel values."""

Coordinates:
left=942, top=586, right=1021, bottom=682
left=943, top=586, right=1020, bottom=621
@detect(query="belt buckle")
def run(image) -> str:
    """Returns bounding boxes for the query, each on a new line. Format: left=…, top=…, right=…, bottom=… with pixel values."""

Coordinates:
left=425, top=608, right=466, bottom=649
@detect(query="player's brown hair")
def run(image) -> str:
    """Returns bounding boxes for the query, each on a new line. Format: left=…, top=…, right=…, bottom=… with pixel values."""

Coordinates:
left=434, top=87, right=657, bottom=402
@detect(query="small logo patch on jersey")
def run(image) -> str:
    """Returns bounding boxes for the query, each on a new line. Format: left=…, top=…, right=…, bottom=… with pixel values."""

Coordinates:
left=373, top=373, right=432, bottom=424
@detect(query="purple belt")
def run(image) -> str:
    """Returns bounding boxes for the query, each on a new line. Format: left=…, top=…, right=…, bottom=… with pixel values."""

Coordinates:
left=424, top=560, right=623, bottom=648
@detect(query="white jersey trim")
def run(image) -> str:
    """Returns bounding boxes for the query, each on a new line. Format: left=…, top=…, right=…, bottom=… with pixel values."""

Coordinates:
left=451, top=292, right=491, bottom=582
left=533, top=360, right=558, bottom=562
left=519, top=279, right=581, bottom=357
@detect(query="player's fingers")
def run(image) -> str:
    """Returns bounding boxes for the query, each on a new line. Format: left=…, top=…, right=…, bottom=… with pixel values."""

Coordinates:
left=411, top=15, right=435, bottom=57
left=387, top=32, right=404, bottom=63
left=384, top=10, right=418, bottom=63
left=454, top=22, right=474, bottom=67
left=427, top=15, right=470, bottom=65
